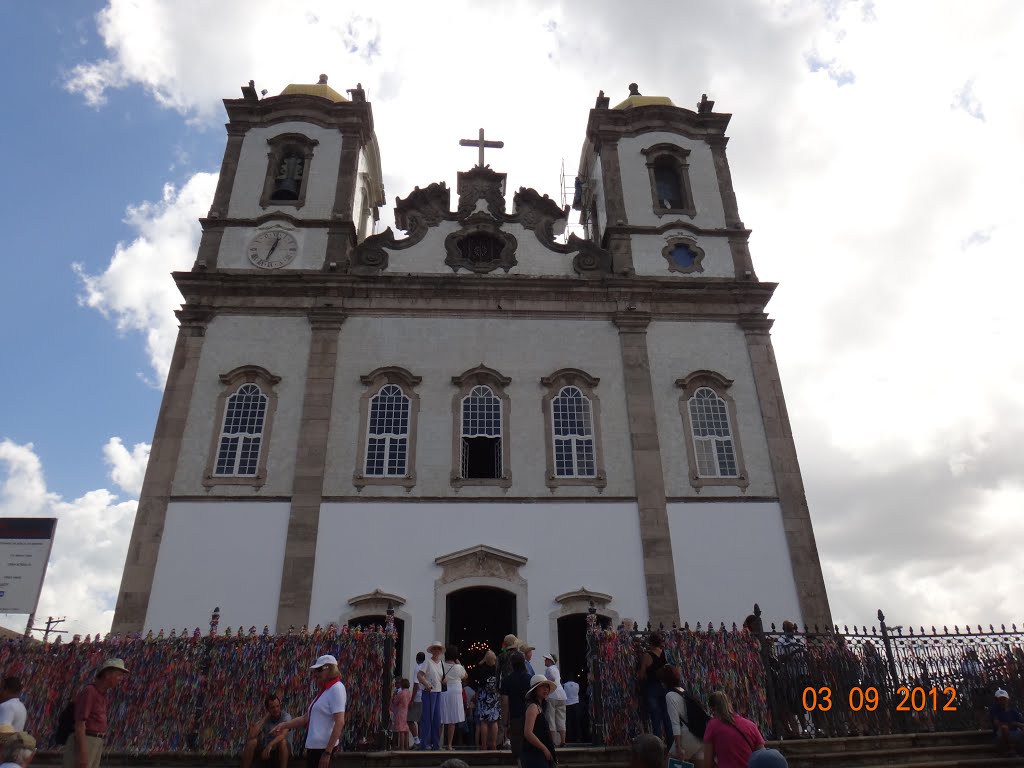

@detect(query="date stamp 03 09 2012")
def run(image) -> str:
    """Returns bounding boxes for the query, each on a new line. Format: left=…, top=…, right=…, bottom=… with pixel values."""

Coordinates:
left=801, top=686, right=960, bottom=713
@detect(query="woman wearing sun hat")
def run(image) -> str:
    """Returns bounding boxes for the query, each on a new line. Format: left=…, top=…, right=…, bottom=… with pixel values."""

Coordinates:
left=270, top=654, right=346, bottom=768
left=521, top=674, right=557, bottom=768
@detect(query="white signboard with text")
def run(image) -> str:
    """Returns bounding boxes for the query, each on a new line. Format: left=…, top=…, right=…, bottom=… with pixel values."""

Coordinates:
left=0, top=518, right=57, bottom=614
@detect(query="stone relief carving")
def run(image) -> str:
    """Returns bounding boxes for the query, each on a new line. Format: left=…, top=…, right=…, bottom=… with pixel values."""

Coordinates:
left=444, top=215, right=518, bottom=274
left=350, top=227, right=396, bottom=275
left=456, top=166, right=507, bottom=218
left=395, top=182, right=453, bottom=235
left=435, top=545, right=527, bottom=586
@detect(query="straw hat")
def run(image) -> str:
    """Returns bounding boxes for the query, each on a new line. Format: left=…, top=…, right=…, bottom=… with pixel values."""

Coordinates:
left=527, top=674, right=555, bottom=696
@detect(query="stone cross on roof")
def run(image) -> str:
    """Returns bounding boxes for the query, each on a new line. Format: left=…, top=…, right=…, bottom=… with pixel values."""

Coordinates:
left=459, top=128, right=504, bottom=168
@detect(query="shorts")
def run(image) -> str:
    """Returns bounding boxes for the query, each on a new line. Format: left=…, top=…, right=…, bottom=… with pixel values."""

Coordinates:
left=408, top=700, right=422, bottom=722
left=546, top=699, right=567, bottom=731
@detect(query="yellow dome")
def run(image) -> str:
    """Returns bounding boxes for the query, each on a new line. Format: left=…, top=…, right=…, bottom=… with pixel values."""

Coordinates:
left=280, top=74, right=348, bottom=103
left=612, top=83, right=674, bottom=110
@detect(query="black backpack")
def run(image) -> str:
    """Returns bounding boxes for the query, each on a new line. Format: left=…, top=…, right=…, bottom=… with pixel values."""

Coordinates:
left=54, top=700, right=75, bottom=745
left=675, top=688, right=710, bottom=739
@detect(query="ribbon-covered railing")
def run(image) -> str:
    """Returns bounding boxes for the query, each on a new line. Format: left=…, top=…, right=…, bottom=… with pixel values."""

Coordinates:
left=0, top=622, right=396, bottom=755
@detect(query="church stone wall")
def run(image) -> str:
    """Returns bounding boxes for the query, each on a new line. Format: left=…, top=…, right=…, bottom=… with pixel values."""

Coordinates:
left=646, top=320, right=777, bottom=499
left=667, top=500, right=802, bottom=628
left=323, top=316, right=633, bottom=497
left=311, top=501, right=649, bottom=658
left=172, top=315, right=311, bottom=496
left=144, top=500, right=291, bottom=632
left=215, top=225, right=329, bottom=270
left=616, top=132, right=727, bottom=230
left=227, top=121, right=345, bottom=220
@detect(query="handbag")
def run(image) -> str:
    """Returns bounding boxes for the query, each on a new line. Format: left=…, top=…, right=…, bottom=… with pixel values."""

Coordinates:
left=441, top=661, right=450, bottom=693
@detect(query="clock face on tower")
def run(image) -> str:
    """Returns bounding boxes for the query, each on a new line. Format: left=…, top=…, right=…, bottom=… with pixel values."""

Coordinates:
left=247, top=230, right=299, bottom=269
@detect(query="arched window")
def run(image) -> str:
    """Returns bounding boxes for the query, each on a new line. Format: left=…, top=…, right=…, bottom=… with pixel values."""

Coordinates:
left=653, top=159, right=685, bottom=210
left=642, top=143, right=696, bottom=217
left=461, top=385, right=502, bottom=479
left=365, top=384, right=411, bottom=477
left=260, top=133, right=318, bottom=209
left=451, top=366, right=511, bottom=486
left=552, top=386, right=595, bottom=477
left=688, top=387, right=737, bottom=477
left=205, top=366, right=281, bottom=486
left=355, top=367, right=421, bottom=489
left=215, top=383, right=267, bottom=475
left=541, top=369, right=606, bottom=488
left=676, top=371, right=748, bottom=490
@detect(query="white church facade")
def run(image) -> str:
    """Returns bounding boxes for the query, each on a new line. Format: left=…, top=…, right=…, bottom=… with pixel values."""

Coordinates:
left=112, top=76, right=831, bottom=674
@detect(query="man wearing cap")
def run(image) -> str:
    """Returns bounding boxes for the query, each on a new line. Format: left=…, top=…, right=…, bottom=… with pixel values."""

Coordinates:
left=270, top=655, right=346, bottom=768
left=0, top=731, right=36, bottom=768
left=416, top=642, right=444, bottom=751
left=63, top=658, right=128, bottom=768
left=990, top=688, right=1024, bottom=755
left=542, top=654, right=567, bottom=747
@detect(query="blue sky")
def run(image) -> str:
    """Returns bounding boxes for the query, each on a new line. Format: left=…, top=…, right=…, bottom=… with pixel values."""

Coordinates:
left=2, top=0, right=1023, bottom=636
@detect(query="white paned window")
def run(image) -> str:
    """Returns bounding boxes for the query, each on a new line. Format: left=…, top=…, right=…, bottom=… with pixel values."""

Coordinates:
left=461, top=385, right=502, bottom=479
left=552, top=386, right=596, bottom=477
left=214, top=383, right=267, bottom=476
left=688, top=386, right=738, bottom=477
left=365, top=384, right=410, bottom=476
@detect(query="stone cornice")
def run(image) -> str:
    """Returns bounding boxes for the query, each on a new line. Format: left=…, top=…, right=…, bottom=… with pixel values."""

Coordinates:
left=222, top=94, right=375, bottom=136
left=172, top=272, right=779, bottom=320
left=604, top=222, right=751, bottom=238
left=435, top=544, right=528, bottom=568
left=587, top=103, right=732, bottom=145
left=347, top=588, right=406, bottom=608
left=554, top=588, right=613, bottom=606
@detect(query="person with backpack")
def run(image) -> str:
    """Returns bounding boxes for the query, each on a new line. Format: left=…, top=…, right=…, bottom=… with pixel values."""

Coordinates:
left=60, top=658, right=129, bottom=768
left=636, top=632, right=673, bottom=742
left=658, top=666, right=705, bottom=763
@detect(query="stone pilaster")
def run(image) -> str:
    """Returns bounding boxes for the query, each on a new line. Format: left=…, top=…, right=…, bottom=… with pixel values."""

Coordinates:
left=740, top=314, right=832, bottom=629
left=111, top=307, right=212, bottom=634
left=597, top=138, right=634, bottom=275
left=207, top=124, right=247, bottom=218
left=275, top=309, right=345, bottom=632
left=613, top=312, right=679, bottom=628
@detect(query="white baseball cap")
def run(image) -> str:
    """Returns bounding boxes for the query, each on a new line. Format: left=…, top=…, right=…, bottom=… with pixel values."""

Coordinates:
left=996, top=688, right=1010, bottom=699
left=310, top=654, right=338, bottom=669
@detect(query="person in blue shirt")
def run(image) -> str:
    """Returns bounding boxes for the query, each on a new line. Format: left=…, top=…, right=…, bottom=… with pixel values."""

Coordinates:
left=991, top=689, right=1024, bottom=755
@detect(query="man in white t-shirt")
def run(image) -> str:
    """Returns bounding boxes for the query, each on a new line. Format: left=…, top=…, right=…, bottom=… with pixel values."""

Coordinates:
left=0, top=678, right=27, bottom=732
left=563, top=678, right=581, bottom=744
left=543, top=654, right=567, bottom=746
left=417, top=642, right=444, bottom=750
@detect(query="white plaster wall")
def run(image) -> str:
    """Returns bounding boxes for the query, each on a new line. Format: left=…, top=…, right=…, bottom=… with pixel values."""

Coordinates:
left=145, top=501, right=291, bottom=632
left=646, top=321, right=776, bottom=498
left=617, top=133, right=726, bottom=229
left=216, top=224, right=328, bottom=270
left=173, top=315, right=311, bottom=496
left=629, top=233, right=735, bottom=278
left=384, top=220, right=579, bottom=277
left=310, top=501, right=649, bottom=658
left=668, top=501, right=802, bottom=628
left=228, top=122, right=343, bottom=220
left=323, top=317, right=634, bottom=497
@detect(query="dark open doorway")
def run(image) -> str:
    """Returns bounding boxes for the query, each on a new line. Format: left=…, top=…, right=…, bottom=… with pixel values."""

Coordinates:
left=446, top=587, right=516, bottom=672
left=557, top=612, right=611, bottom=743
left=349, top=615, right=406, bottom=677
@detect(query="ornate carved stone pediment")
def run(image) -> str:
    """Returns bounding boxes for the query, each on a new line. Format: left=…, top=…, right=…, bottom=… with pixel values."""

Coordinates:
left=444, top=216, right=518, bottom=274
left=395, top=182, right=452, bottom=234
left=457, top=166, right=507, bottom=218
left=554, top=587, right=613, bottom=607
left=512, top=187, right=568, bottom=238
left=348, top=588, right=406, bottom=608
left=350, top=227, right=397, bottom=275
left=435, top=544, right=527, bottom=586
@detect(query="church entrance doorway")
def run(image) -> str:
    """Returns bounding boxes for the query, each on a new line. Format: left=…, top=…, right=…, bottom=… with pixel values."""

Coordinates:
left=446, top=587, right=516, bottom=667
left=557, top=612, right=610, bottom=743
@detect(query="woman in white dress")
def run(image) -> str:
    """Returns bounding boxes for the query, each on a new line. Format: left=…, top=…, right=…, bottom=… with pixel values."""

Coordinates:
left=439, top=644, right=468, bottom=749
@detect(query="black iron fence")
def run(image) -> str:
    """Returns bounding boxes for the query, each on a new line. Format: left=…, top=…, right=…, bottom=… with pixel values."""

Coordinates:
left=586, top=605, right=1024, bottom=744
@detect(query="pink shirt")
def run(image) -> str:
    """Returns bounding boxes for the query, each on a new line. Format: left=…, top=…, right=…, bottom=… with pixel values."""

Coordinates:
left=703, top=715, right=763, bottom=768
left=391, top=689, right=412, bottom=732
left=73, top=684, right=108, bottom=734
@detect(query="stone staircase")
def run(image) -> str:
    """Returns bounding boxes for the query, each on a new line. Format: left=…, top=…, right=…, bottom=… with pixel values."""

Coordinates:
left=33, top=732, right=1024, bottom=768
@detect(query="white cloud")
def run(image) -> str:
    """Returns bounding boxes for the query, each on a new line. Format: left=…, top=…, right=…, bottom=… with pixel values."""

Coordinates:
left=103, top=437, right=150, bottom=496
left=64, top=0, right=1024, bottom=629
left=74, top=173, right=217, bottom=382
left=0, top=440, right=137, bottom=638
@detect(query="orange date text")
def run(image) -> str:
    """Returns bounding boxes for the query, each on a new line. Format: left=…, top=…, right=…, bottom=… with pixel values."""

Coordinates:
left=801, top=686, right=958, bottom=712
